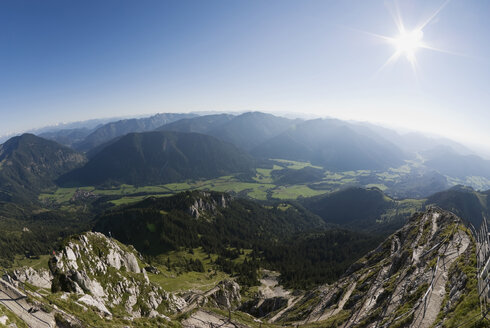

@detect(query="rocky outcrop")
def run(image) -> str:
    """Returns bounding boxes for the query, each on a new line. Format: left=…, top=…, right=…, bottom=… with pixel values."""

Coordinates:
left=268, top=208, right=477, bottom=327
left=11, top=267, right=53, bottom=289
left=181, top=280, right=241, bottom=314
left=241, top=270, right=293, bottom=320
left=188, top=192, right=230, bottom=219
left=242, top=297, right=289, bottom=318
left=183, top=309, right=250, bottom=328
left=49, top=232, right=185, bottom=319
left=207, top=280, right=241, bottom=309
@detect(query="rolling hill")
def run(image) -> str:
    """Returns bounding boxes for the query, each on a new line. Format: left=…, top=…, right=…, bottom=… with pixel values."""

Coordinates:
left=58, top=131, right=255, bottom=187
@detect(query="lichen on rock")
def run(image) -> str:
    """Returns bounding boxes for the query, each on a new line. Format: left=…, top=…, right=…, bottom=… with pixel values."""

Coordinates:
left=48, top=231, right=185, bottom=319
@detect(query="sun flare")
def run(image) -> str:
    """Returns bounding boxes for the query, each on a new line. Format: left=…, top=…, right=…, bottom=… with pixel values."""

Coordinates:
left=391, top=29, right=423, bottom=63
left=360, top=1, right=455, bottom=75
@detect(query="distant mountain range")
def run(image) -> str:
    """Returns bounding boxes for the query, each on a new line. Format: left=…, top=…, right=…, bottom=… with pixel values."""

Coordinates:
left=158, top=111, right=298, bottom=151
left=71, top=113, right=197, bottom=151
left=251, top=118, right=405, bottom=171
left=1, top=111, right=489, bottom=199
left=422, top=145, right=490, bottom=179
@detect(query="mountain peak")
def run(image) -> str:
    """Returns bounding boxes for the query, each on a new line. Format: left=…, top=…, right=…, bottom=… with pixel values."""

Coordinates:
left=58, top=130, right=254, bottom=187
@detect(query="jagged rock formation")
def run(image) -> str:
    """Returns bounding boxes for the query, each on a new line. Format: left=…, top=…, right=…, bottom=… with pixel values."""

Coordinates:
left=241, top=270, right=293, bottom=320
left=266, top=208, right=477, bottom=327
left=183, top=309, right=250, bottom=328
left=181, top=280, right=242, bottom=314
left=187, top=192, right=229, bottom=219
left=49, top=232, right=185, bottom=319
left=11, top=267, right=53, bottom=289
left=4, top=230, right=247, bottom=327
left=1, top=273, right=85, bottom=328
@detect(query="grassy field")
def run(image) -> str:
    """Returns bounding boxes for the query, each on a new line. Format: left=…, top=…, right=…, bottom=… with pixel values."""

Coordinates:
left=39, top=159, right=326, bottom=205
left=146, top=247, right=256, bottom=292
left=39, top=158, right=462, bottom=207
left=272, top=159, right=322, bottom=170
left=272, top=185, right=327, bottom=199
left=0, top=304, right=28, bottom=328
left=0, top=255, right=51, bottom=272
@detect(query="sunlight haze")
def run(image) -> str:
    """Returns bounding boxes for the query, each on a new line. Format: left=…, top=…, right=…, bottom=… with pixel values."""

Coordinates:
left=1, top=0, right=489, bottom=152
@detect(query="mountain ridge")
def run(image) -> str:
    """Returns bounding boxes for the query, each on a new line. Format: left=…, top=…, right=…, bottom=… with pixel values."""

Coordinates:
left=58, top=131, right=255, bottom=187
left=0, top=133, right=86, bottom=202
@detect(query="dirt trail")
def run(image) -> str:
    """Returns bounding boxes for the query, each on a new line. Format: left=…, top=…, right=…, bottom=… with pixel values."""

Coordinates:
left=0, top=279, right=55, bottom=328
left=182, top=310, right=249, bottom=328
left=412, top=229, right=470, bottom=328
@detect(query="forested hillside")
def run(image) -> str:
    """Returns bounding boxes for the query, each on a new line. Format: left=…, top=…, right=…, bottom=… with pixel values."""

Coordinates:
left=58, top=131, right=255, bottom=187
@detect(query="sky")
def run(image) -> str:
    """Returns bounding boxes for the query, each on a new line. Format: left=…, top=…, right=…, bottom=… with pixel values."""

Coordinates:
left=1, top=0, right=489, bottom=153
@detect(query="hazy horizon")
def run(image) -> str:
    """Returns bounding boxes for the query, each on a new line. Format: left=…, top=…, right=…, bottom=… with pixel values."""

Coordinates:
left=2, top=108, right=490, bottom=161
left=1, top=0, right=489, bottom=154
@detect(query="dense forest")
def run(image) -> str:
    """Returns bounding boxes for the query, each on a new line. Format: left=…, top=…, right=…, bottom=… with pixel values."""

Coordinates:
left=93, top=191, right=383, bottom=288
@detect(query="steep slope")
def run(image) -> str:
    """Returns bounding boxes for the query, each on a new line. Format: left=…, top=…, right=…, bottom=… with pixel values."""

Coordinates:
left=93, top=191, right=383, bottom=289
left=0, top=134, right=86, bottom=202
left=93, top=191, right=326, bottom=255
left=58, top=131, right=255, bottom=187
left=4, top=231, right=246, bottom=327
left=49, top=232, right=185, bottom=319
left=252, top=119, right=405, bottom=171
left=270, top=208, right=478, bottom=327
left=3, top=208, right=481, bottom=328
left=74, top=112, right=197, bottom=152
left=426, top=185, right=489, bottom=228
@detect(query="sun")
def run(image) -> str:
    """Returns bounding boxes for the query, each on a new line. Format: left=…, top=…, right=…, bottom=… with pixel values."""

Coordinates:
left=391, top=29, right=424, bottom=63
left=357, top=1, right=456, bottom=76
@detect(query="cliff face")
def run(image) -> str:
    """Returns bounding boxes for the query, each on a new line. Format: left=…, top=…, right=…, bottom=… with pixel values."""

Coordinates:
left=187, top=192, right=230, bottom=219
left=4, top=231, right=246, bottom=327
left=271, top=208, right=478, bottom=327
left=48, top=232, right=185, bottom=320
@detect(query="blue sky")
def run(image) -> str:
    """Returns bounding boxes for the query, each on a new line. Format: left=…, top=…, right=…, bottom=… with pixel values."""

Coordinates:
left=1, top=0, right=489, bottom=152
